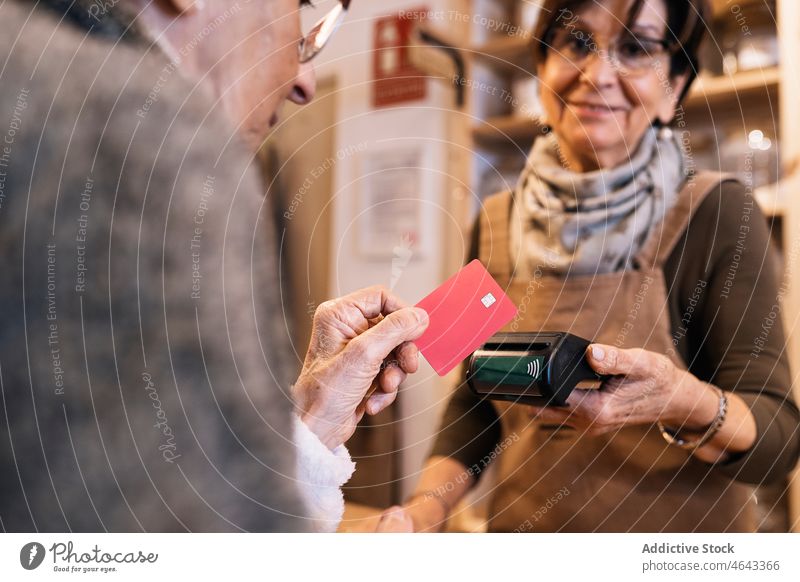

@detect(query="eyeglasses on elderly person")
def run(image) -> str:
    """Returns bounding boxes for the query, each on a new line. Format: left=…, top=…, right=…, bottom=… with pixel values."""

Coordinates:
left=299, top=0, right=352, bottom=63
left=547, top=24, right=674, bottom=76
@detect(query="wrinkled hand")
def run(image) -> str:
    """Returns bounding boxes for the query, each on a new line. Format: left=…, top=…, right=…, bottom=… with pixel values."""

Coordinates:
left=526, top=344, right=699, bottom=436
left=375, top=506, right=414, bottom=532
left=292, top=286, right=429, bottom=450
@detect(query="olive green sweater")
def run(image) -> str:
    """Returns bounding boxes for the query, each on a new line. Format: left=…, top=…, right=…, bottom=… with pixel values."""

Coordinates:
left=432, top=181, right=800, bottom=485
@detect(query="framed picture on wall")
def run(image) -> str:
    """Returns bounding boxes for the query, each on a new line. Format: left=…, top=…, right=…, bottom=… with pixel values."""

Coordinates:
left=356, top=147, right=425, bottom=260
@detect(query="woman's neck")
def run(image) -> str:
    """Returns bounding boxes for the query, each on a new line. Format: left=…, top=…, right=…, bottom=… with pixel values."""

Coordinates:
left=558, top=140, right=635, bottom=173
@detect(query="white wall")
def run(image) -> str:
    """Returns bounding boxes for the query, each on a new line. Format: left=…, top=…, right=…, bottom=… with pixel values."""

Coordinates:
left=302, top=0, right=470, bottom=498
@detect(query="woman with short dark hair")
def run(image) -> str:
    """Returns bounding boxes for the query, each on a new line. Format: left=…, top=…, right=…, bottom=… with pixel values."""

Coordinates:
left=402, top=0, right=800, bottom=532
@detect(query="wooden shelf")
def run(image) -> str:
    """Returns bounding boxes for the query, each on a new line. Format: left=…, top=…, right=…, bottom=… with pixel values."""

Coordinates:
left=711, top=0, right=769, bottom=17
left=756, top=186, right=785, bottom=218
left=755, top=178, right=793, bottom=218
left=471, top=36, right=534, bottom=74
left=472, top=115, right=544, bottom=147
left=685, top=67, right=780, bottom=110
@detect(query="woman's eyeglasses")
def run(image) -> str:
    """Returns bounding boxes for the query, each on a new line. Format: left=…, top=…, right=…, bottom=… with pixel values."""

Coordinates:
left=549, top=27, right=672, bottom=76
left=299, top=0, right=352, bottom=63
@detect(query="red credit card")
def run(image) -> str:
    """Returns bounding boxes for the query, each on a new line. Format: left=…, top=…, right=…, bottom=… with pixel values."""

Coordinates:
left=415, top=260, right=517, bottom=376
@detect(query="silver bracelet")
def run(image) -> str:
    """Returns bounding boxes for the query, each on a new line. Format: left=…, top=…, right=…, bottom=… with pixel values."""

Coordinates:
left=658, top=387, right=728, bottom=451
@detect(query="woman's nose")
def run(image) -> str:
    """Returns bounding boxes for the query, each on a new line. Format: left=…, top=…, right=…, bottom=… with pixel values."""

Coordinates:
left=289, top=61, right=317, bottom=105
left=578, top=49, right=619, bottom=88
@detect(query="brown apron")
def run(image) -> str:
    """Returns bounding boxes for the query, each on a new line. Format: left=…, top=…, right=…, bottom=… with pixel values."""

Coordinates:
left=480, top=172, right=755, bottom=532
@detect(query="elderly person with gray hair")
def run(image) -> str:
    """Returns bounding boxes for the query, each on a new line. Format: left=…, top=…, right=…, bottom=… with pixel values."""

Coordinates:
left=0, top=0, right=421, bottom=532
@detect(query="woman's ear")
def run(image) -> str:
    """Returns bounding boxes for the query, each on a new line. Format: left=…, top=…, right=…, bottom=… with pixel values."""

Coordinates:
left=536, top=63, right=551, bottom=126
left=657, top=73, right=690, bottom=125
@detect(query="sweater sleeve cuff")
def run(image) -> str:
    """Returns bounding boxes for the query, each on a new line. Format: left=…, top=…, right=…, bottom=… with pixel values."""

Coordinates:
left=712, top=392, right=794, bottom=485
left=293, top=414, right=356, bottom=532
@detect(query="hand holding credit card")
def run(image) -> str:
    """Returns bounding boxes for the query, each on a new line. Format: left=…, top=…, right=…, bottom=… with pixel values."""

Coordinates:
left=414, top=260, right=517, bottom=375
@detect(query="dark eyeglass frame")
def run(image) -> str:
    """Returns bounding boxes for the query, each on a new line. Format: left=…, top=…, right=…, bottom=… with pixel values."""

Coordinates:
left=548, top=26, right=674, bottom=76
left=299, top=0, right=352, bottom=64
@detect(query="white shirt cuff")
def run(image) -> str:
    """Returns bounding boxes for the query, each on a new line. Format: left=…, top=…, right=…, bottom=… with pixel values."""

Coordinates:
left=292, top=414, right=356, bottom=533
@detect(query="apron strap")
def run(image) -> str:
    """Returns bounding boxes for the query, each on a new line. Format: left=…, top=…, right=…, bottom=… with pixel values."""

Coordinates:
left=635, top=171, right=741, bottom=270
left=479, top=190, right=514, bottom=285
